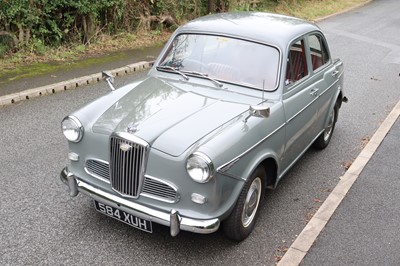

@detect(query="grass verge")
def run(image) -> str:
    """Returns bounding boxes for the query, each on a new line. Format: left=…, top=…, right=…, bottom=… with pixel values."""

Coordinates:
left=270, top=0, right=370, bottom=20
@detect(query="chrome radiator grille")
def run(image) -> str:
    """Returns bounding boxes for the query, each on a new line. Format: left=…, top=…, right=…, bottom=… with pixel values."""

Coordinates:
left=109, top=134, right=149, bottom=198
left=86, top=159, right=178, bottom=202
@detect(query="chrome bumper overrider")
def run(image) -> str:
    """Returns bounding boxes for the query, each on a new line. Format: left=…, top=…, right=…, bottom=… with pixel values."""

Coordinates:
left=60, top=168, right=220, bottom=236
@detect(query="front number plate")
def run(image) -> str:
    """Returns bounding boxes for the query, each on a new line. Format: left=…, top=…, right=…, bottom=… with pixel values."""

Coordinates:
left=94, top=200, right=152, bottom=233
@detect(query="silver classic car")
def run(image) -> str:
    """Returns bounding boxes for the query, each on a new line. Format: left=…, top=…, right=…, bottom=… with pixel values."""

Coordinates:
left=60, top=12, right=346, bottom=241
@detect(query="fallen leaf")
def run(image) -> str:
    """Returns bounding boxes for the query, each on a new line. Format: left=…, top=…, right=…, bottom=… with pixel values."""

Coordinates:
left=305, top=212, right=315, bottom=222
left=342, top=161, right=352, bottom=170
left=274, top=255, right=282, bottom=263
left=313, top=198, right=322, bottom=203
left=361, top=135, right=370, bottom=148
left=274, top=246, right=289, bottom=263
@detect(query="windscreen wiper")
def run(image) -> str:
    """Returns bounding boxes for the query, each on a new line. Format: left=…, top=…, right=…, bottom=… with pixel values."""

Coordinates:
left=182, top=71, right=223, bottom=87
left=156, top=65, right=189, bottom=80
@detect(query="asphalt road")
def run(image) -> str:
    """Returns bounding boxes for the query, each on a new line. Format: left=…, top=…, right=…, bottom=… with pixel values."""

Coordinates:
left=1, top=1, right=399, bottom=265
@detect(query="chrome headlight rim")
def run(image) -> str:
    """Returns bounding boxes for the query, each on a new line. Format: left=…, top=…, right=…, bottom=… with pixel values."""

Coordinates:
left=186, top=152, right=215, bottom=183
left=61, top=115, right=84, bottom=143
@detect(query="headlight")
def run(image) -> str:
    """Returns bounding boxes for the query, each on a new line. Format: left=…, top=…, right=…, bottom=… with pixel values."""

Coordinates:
left=186, top=152, right=214, bottom=183
left=61, top=116, right=84, bottom=142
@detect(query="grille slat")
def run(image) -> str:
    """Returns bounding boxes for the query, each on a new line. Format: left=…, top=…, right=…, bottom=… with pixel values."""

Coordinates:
left=142, top=178, right=177, bottom=200
left=85, top=160, right=110, bottom=180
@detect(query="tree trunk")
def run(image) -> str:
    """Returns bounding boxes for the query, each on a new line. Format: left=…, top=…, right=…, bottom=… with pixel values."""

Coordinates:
left=207, top=0, right=228, bottom=13
left=18, top=24, right=24, bottom=47
left=82, top=14, right=97, bottom=45
left=82, top=15, right=88, bottom=44
left=208, top=0, right=215, bottom=13
left=25, top=29, right=31, bottom=45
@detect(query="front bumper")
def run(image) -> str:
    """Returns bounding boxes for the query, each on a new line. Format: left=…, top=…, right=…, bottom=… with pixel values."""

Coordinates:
left=60, top=167, right=220, bottom=236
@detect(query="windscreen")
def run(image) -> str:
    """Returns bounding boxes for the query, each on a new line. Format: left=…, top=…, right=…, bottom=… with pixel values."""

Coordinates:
left=159, top=34, right=280, bottom=90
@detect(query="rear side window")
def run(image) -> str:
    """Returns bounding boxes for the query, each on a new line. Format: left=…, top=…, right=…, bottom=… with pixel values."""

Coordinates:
left=285, top=39, right=308, bottom=85
left=308, top=34, right=330, bottom=71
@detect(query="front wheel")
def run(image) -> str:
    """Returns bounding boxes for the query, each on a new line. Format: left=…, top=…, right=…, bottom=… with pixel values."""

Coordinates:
left=313, top=104, right=338, bottom=149
left=223, top=166, right=266, bottom=241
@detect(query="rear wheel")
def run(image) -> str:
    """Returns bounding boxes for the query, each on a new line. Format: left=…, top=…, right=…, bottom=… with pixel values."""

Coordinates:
left=314, top=104, right=338, bottom=149
left=223, top=166, right=266, bottom=241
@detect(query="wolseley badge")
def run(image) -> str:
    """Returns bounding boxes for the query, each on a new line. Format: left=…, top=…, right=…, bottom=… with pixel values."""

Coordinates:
left=119, top=143, right=132, bottom=152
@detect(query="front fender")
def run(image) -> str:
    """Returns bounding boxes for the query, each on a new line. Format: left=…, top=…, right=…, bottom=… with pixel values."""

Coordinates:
left=202, top=103, right=286, bottom=184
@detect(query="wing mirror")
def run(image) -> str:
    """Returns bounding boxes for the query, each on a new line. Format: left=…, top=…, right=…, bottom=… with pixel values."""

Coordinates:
left=102, top=71, right=116, bottom=91
left=243, top=105, right=270, bottom=123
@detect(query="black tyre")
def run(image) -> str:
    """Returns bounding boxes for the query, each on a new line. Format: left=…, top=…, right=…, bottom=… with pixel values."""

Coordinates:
left=223, top=166, right=266, bottom=241
left=313, top=104, right=338, bottom=149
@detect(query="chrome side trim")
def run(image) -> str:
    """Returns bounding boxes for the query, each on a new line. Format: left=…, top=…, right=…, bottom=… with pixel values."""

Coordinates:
left=60, top=168, right=220, bottom=236
left=284, top=79, right=338, bottom=124
left=319, top=77, right=339, bottom=98
left=217, top=122, right=285, bottom=173
left=217, top=158, right=240, bottom=173
left=215, top=77, right=341, bottom=174
left=278, top=128, right=325, bottom=180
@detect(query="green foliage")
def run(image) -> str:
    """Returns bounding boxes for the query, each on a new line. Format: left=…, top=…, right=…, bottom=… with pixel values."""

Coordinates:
left=0, top=43, right=8, bottom=56
left=0, top=31, right=15, bottom=55
left=0, top=0, right=314, bottom=55
left=30, top=38, right=46, bottom=54
left=74, top=44, right=86, bottom=53
left=0, top=0, right=125, bottom=49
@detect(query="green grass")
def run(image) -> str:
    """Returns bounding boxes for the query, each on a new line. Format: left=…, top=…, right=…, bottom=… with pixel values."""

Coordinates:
left=0, top=51, right=129, bottom=86
left=0, top=31, right=170, bottom=85
left=267, top=0, right=369, bottom=20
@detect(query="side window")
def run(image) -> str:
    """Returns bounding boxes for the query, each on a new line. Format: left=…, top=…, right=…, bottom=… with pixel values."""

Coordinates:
left=285, top=39, right=308, bottom=86
left=308, top=34, right=330, bottom=71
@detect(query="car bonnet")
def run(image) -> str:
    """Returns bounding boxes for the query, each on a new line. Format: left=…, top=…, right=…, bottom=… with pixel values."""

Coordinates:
left=92, top=76, right=260, bottom=157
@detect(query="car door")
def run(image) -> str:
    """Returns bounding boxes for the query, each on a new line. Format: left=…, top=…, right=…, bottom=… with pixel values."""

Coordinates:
left=281, top=38, right=319, bottom=171
left=305, top=33, right=339, bottom=134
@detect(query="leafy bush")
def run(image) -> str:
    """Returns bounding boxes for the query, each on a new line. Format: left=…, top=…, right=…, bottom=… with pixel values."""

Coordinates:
left=0, top=0, right=314, bottom=55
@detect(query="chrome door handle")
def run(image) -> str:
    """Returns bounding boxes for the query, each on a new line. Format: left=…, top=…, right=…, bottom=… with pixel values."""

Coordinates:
left=310, top=88, right=319, bottom=96
left=332, top=70, right=339, bottom=77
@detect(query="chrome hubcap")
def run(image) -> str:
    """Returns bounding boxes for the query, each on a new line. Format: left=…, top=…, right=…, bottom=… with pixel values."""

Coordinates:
left=242, top=177, right=262, bottom=228
left=324, top=108, right=335, bottom=142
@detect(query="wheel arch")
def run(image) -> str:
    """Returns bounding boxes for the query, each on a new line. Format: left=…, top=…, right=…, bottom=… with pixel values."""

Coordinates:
left=336, top=90, right=347, bottom=109
left=260, top=157, right=278, bottom=189
left=322, top=89, right=341, bottom=128
left=240, top=154, right=279, bottom=190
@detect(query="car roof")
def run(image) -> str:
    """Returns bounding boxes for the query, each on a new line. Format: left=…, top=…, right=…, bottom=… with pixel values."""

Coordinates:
left=178, top=12, right=321, bottom=50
